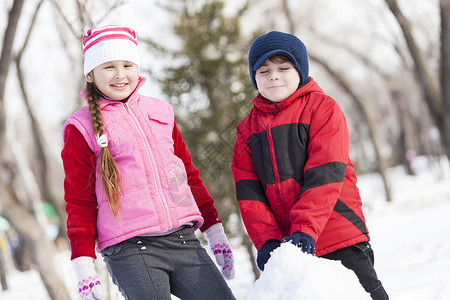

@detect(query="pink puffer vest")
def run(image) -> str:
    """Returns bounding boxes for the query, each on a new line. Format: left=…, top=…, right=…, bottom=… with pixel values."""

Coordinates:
left=63, top=79, right=203, bottom=251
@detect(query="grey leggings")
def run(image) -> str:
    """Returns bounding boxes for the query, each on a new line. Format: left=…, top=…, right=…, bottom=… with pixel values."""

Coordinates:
left=101, top=226, right=235, bottom=300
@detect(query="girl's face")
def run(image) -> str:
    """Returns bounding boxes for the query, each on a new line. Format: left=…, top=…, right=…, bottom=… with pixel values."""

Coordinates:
left=255, top=59, right=300, bottom=102
left=86, top=60, right=139, bottom=100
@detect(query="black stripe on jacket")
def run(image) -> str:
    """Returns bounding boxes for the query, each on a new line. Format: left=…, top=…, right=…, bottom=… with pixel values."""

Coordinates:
left=247, top=123, right=310, bottom=186
left=299, top=161, right=347, bottom=197
left=334, top=199, right=369, bottom=239
left=235, top=179, right=269, bottom=208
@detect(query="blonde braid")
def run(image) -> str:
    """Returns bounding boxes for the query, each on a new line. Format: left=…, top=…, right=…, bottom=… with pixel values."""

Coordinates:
left=86, top=82, right=122, bottom=216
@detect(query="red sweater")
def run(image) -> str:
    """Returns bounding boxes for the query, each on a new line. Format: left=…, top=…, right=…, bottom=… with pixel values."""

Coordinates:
left=62, top=122, right=220, bottom=259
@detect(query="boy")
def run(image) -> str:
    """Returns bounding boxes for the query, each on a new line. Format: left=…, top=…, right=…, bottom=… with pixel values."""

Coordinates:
left=231, top=31, right=388, bottom=300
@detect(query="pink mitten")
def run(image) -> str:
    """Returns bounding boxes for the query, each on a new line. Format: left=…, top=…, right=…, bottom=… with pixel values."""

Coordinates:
left=205, top=223, right=235, bottom=280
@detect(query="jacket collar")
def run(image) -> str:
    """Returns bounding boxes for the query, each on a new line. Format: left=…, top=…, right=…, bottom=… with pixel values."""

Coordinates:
left=252, top=77, right=321, bottom=114
left=80, top=76, right=146, bottom=108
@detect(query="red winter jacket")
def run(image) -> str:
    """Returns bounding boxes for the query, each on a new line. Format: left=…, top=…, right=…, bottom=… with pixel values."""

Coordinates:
left=231, top=78, right=369, bottom=256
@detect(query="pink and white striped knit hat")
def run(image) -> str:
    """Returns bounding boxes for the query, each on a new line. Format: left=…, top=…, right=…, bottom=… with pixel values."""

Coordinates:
left=82, top=25, right=140, bottom=75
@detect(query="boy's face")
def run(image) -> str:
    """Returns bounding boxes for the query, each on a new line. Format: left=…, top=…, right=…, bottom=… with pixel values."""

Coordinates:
left=255, top=58, right=300, bottom=102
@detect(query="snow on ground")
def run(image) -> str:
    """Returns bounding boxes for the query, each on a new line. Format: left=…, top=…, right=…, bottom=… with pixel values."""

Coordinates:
left=244, top=157, right=450, bottom=300
left=247, top=243, right=368, bottom=300
left=1, top=156, right=450, bottom=300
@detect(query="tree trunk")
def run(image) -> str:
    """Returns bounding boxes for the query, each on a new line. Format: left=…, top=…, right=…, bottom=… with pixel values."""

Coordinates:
left=1, top=183, right=72, bottom=300
left=14, top=0, right=68, bottom=241
left=392, top=91, right=415, bottom=175
left=0, top=0, right=24, bottom=156
left=0, top=248, right=7, bottom=290
left=441, top=0, right=450, bottom=161
left=0, top=0, right=25, bottom=291
left=0, top=1, right=71, bottom=299
left=385, top=0, right=447, bottom=160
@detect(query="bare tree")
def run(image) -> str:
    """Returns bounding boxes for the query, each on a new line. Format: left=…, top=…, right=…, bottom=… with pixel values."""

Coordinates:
left=391, top=90, right=415, bottom=175
left=441, top=0, right=450, bottom=161
left=280, top=0, right=393, bottom=201
left=385, top=0, right=450, bottom=162
left=15, top=0, right=68, bottom=241
left=0, top=0, right=25, bottom=292
left=1, top=1, right=73, bottom=298
left=0, top=0, right=24, bottom=152
left=49, top=0, right=127, bottom=109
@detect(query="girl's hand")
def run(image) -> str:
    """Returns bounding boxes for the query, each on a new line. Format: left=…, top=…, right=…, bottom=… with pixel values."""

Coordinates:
left=73, top=256, right=104, bottom=300
left=205, top=223, right=235, bottom=280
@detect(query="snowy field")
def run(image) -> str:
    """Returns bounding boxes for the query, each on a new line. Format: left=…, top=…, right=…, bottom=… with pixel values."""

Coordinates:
left=1, top=156, right=449, bottom=300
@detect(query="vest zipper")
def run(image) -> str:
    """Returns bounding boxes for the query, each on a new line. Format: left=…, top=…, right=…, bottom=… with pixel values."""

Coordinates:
left=123, top=102, right=132, bottom=115
left=123, top=102, right=172, bottom=230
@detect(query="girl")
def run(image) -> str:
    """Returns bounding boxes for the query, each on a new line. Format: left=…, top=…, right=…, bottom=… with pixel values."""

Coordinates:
left=62, top=25, right=235, bottom=300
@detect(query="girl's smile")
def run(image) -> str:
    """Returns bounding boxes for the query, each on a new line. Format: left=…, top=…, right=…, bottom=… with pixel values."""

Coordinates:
left=86, top=60, right=139, bottom=100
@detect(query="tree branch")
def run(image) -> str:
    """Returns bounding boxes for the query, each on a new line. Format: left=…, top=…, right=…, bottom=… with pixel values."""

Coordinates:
left=385, top=0, right=442, bottom=128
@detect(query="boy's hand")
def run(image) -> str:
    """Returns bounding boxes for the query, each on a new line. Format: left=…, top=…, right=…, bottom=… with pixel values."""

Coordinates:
left=282, top=232, right=315, bottom=254
left=256, top=239, right=281, bottom=271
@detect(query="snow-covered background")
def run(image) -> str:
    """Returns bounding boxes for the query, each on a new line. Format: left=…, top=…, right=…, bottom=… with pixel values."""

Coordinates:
left=1, top=0, right=448, bottom=299
left=1, top=155, right=449, bottom=300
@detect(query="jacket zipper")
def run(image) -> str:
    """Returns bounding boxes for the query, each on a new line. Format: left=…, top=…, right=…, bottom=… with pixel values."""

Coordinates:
left=266, top=112, right=290, bottom=230
left=123, top=102, right=172, bottom=230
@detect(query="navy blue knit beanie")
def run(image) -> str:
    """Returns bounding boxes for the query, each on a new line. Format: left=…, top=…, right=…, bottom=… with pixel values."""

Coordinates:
left=248, top=31, right=309, bottom=89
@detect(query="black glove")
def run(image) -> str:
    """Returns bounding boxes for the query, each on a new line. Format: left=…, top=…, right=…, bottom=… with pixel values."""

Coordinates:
left=282, top=232, right=315, bottom=254
left=256, top=239, right=281, bottom=271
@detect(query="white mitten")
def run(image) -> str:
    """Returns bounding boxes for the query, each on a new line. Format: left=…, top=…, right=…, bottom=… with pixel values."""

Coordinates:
left=204, top=223, right=235, bottom=280
left=72, top=256, right=104, bottom=300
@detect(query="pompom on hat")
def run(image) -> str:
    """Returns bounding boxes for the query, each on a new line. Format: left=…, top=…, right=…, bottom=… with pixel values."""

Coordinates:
left=82, top=25, right=140, bottom=75
left=248, top=31, right=309, bottom=89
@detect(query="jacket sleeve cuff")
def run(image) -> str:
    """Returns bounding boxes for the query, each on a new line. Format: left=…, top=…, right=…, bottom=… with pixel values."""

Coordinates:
left=198, top=203, right=221, bottom=232
left=68, top=230, right=97, bottom=260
